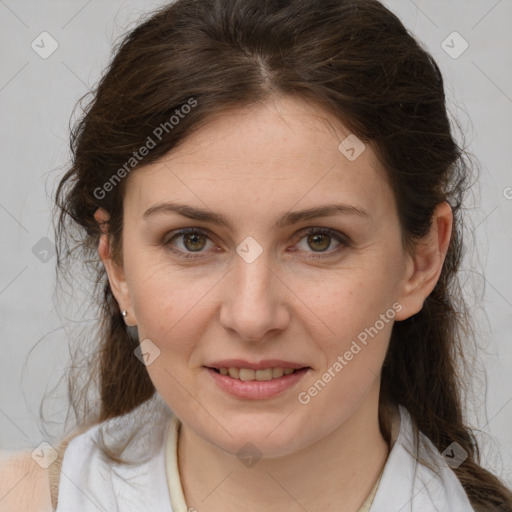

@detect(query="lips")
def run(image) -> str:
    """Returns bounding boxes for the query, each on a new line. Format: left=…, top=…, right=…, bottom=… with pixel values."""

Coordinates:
left=205, top=365, right=310, bottom=399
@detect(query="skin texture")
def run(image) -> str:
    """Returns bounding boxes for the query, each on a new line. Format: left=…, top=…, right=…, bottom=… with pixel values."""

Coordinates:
left=0, top=451, right=53, bottom=512
left=95, top=94, right=452, bottom=512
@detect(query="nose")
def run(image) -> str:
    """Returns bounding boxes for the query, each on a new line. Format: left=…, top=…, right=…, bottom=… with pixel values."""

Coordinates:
left=219, top=252, right=290, bottom=342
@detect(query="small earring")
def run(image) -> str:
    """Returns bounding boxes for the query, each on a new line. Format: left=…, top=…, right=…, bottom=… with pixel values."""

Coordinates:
left=121, top=310, right=127, bottom=319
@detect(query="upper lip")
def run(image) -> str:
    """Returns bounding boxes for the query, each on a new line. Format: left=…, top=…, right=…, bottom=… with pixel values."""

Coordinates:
left=205, top=359, right=309, bottom=370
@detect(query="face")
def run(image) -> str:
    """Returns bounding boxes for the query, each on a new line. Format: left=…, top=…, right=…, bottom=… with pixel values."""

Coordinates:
left=98, top=94, right=429, bottom=458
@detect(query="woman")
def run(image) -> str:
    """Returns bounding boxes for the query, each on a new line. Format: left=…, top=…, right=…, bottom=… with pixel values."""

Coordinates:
left=1, top=0, right=511, bottom=510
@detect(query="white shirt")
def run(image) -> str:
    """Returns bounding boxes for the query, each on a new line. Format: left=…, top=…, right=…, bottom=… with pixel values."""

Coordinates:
left=54, top=396, right=476, bottom=511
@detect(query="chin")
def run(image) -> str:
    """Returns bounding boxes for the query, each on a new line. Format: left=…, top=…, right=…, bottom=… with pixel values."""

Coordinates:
left=204, top=423, right=310, bottom=461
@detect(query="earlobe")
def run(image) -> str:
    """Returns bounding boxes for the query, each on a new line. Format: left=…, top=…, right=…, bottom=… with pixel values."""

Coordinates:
left=94, top=208, right=135, bottom=325
left=394, top=201, right=453, bottom=321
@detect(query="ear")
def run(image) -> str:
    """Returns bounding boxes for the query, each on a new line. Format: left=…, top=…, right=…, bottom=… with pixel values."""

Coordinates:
left=394, top=201, right=453, bottom=321
left=94, top=207, right=136, bottom=326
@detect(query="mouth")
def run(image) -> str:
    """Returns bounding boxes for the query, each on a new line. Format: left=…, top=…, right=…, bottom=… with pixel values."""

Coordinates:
left=203, top=363, right=311, bottom=400
left=208, top=366, right=306, bottom=381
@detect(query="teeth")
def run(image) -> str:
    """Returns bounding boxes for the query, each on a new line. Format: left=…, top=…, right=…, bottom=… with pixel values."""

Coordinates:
left=217, top=367, right=299, bottom=381
left=272, top=367, right=284, bottom=378
left=228, top=367, right=240, bottom=379
left=239, top=368, right=255, bottom=381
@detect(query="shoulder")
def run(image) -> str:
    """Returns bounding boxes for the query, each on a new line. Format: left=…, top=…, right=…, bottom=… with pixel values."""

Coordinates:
left=0, top=425, right=93, bottom=512
left=0, top=450, right=53, bottom=512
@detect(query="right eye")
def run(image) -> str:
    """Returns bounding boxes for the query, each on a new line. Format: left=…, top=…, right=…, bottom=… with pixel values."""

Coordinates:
left=163, top=227, right=218, bottom=259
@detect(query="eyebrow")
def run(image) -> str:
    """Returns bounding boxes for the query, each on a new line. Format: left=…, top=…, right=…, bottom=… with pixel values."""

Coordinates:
left=142, top=201, right=372, bottom=229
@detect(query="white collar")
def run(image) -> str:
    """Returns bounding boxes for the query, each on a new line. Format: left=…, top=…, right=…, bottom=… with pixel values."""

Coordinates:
left=55, top=398, right=474, bottom=511
left=163, top=404, right=475, bottom=511
left=370, top=404, right=475, bottom=511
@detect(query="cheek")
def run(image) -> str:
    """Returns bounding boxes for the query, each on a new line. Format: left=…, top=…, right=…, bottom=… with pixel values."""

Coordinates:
left=126, top=251, right=195, bottom=329
left=298, top=285, right=393, bottom=416
left=126, top=259, right=222, bottom=376
left=300, top=264, right=397, bottom=348
left=294, top=267, right=397, bottom=412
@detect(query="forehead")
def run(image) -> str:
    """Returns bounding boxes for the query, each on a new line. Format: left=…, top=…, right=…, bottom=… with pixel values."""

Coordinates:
left=124, top=95, right=395, bottom=223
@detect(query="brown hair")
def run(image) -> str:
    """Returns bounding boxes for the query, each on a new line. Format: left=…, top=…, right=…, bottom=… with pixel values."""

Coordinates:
left=51, top=0, right=512, bottom=510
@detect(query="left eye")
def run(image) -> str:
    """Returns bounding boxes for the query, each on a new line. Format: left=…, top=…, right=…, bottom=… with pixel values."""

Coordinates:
left=163, top=227, right=349, bottom=260
left=295, top=228, right=348, bottom=257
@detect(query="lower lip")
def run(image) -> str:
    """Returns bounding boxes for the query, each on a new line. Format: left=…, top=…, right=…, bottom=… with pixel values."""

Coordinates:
left=205, top=367, right=309, bottom=399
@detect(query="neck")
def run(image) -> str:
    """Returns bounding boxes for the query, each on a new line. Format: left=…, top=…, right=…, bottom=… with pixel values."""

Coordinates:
left=177, top=381, right=390, bottom=512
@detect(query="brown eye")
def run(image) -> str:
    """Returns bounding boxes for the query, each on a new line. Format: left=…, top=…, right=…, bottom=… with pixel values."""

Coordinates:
left=295, top=227, right=350, bottom=259
left=163, top=227, right=215, bottom=259
left=306, top=233, right=332, bottom=252
left=183, top=232, right=207, bottom=251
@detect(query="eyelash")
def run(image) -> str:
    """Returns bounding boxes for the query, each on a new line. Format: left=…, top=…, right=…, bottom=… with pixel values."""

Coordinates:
left=162, top=227, right=350, bottom=260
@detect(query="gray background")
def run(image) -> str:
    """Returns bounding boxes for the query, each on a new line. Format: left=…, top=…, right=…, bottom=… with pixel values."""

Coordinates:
left=1, top=0, right=511, bottom=487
